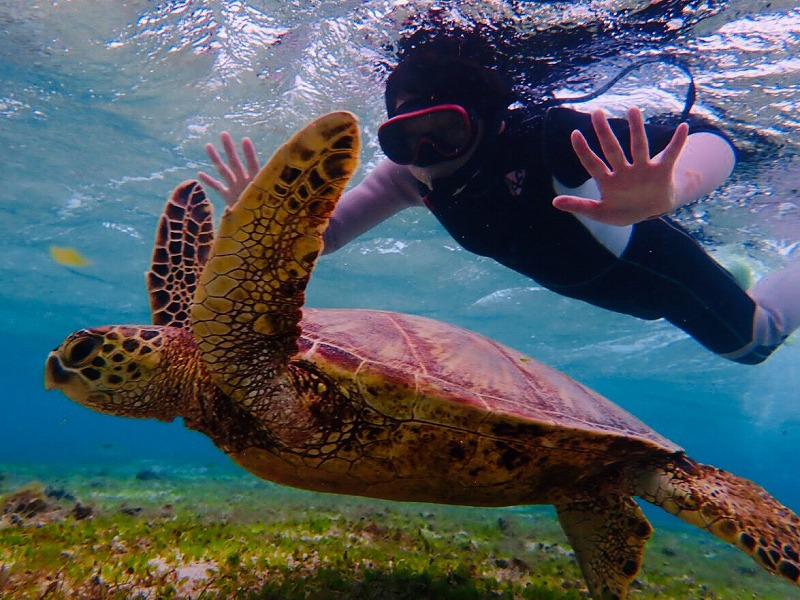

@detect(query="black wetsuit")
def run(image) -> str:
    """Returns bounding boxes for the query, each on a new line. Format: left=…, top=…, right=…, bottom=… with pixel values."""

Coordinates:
left=420, top=107, right=760, bottom=360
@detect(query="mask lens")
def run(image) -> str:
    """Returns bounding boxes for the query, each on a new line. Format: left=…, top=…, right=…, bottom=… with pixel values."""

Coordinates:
left=378, top=104, right=475, bottom=166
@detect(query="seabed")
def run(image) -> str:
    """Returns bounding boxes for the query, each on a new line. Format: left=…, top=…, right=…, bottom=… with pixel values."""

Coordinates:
left=0, top=464, right=795, bottom=600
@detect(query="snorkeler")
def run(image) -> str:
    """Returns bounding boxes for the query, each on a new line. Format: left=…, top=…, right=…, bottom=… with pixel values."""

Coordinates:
left=198, top=37, right=800, bottom=365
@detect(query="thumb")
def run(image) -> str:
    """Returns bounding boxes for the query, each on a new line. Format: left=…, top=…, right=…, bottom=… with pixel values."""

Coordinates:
left=552, top=195, right=603, bottom=217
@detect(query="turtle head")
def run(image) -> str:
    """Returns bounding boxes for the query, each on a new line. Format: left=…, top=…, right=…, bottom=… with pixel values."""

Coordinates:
left=45, top=325, right=198, bottom=421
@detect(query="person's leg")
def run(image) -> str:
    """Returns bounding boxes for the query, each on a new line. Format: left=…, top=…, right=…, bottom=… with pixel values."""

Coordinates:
left=560, top=216, right=790, bottom=363
left=621, top=218, right=800, bottom=364
left=570, top=217, right=756, bottom=355
left=550, top=216, right=797, bottom=364
left=724, top=261, right=800, bottom=363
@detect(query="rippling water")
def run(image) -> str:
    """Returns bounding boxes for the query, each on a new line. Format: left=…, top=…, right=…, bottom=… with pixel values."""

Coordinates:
left=1, top=0, right=799, bottom=550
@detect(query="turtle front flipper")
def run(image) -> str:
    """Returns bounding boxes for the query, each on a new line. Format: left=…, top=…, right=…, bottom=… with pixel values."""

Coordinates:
left=147, top=181, right=214, bottom=328
left=192, top=112, right=360, bottom=402
left=638, top=455, right=800, bottom=586
left=557, top=496, right=652, bottom=600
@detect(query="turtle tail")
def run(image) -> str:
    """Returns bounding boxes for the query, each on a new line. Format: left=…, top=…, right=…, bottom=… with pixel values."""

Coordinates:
left=637, top=454, right=800, bottom=585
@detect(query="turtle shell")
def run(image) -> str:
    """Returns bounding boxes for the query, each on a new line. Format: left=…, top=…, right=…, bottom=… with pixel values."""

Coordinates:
left=298, top=308, right=677, bottom=448
left=229, top=307, right=683, bottom=506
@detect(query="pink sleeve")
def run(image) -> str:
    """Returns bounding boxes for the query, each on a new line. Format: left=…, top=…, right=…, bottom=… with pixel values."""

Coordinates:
left=322, top=159, right=424, bottom=254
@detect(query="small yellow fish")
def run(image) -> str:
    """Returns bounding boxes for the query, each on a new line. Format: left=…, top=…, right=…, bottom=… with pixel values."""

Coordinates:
left=49, top=245, right=92, bottom=267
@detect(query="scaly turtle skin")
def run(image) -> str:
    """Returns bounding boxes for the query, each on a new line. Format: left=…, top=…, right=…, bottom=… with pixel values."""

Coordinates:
left=45, top=112, right=800, bottom=600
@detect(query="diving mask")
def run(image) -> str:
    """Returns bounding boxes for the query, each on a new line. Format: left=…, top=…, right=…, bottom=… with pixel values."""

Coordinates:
left=378, top=102, right=477, bottom=167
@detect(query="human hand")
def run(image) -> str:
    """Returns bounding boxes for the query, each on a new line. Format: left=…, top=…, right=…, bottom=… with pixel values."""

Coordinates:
left=552, top=107, right=689, bottom=226
left=198, top=132, right=260, bottom=208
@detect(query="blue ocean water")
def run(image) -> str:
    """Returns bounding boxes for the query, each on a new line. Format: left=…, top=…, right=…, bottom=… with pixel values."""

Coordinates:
left=2, top=0, right=800, bottom=568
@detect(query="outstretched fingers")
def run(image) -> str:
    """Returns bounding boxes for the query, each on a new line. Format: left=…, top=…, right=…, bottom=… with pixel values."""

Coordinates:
left=200, top=141, right=233, bottom=192
left=551, top=193, right=604, bottom=219
left=216, top=132, right=258, bottom=183
left=554, top=107, right=691, bottom=225
left=657, top=121, right=690, bottom=167
left=241, top=137, right=260, bottom=176
left=198, top=132, right=261, bottom=207
left=571, top=129, right=611, bottom=179
left=591, top=109, right=629, bottom=171
left=627, top=107, right=650, bottom=164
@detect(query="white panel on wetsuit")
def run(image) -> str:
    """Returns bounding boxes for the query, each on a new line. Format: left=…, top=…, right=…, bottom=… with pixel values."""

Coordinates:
left=552, top=177, right=633, bottom=258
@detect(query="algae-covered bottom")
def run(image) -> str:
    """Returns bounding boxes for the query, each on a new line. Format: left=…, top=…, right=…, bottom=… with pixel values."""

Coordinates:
left=0, top=464, right=794, bottom=599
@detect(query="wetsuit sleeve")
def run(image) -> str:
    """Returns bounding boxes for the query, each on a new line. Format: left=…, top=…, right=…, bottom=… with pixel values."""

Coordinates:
left=322, top=159, right=424, bottom=254
left=543, top=107, right=735, bottom=188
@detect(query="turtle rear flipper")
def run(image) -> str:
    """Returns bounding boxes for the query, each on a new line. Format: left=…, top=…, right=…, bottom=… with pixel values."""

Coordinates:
left=557, top=496, right=652, bottom=600
left=638, top=456, right=800, bottom=584
left=148, top=181, right=214, bottom=328
left=192, top=112, right=360, bottom=403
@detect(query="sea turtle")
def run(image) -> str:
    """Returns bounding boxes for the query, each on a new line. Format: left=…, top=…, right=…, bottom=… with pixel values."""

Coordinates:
left=45, top=111, right=800, bottom=600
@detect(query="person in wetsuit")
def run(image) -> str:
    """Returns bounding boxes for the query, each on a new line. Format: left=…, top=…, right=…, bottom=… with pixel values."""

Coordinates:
left=198, top=40, right=800, bottom=365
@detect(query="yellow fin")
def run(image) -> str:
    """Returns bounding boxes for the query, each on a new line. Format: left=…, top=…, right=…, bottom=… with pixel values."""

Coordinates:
left=49, top=245, right=92, bottom=267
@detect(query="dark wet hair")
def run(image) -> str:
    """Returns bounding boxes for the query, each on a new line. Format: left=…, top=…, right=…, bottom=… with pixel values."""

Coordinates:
left=380, top=3, right=722, bottom=117
left=384, top=35, right=513, bottom=125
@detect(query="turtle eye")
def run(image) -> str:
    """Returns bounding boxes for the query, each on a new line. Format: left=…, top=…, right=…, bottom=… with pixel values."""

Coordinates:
left=63, top=334, right=103, bottom=368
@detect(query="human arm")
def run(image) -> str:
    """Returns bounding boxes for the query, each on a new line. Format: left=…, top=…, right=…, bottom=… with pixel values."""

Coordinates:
left=322, top=159, right=423, bottom=254
left=551, top=107, right=736, bottom=226
left=198, top=133, right=423, bottom=253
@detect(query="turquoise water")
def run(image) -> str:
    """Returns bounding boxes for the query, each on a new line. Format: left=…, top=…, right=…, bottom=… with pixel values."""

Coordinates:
left=2, top=0, right=800, bottom=595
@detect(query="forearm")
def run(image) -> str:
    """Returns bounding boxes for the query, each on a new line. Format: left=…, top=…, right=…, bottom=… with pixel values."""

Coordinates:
left=671, top=131, right=737, bottom=208
left=322, top=159, right=423, bottom=254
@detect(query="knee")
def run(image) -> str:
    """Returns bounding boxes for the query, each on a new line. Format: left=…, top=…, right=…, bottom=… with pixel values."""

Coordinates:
left=723, top=343, right=782, bottom=365
left=719, top=305, right=788, bottom=365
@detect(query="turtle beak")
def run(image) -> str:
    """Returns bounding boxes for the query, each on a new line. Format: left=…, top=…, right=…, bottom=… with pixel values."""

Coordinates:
left=44, top=352, right=69, bottom=391
left=44, top=352, right=98, bottom=404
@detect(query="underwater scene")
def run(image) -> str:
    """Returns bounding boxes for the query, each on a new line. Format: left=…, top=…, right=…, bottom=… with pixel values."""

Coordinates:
left=3, top=0, right=800, bottom=598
